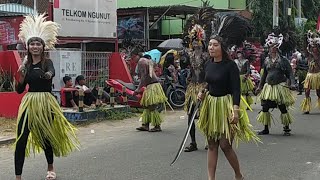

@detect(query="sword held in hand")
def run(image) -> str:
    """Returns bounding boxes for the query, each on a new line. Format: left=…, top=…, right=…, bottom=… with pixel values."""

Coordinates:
left=170, top=101, right=201, bottom=166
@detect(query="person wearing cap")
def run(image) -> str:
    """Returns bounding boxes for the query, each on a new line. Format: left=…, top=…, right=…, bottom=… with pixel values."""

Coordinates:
left=255, top=32, right=296, bottom=136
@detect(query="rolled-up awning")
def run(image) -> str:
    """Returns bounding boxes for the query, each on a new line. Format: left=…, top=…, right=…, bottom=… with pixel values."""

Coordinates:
left=0, top=3, right=34, bottom=16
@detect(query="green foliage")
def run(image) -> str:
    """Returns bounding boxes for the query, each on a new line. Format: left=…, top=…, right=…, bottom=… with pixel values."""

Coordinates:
left=76, top=108, right=140, bottom=126
left=0, top=68, right=15, bottom=92
left=129, top=108, right=144, bottom=114
left=250, top=0, right=273, bottom=37
left=294, top=26, right=306, bottom=51
left=304, top=20, right=317, bottom=31
left=301, top=0, right=320, bottom=21
left=250, top=0, right=319, bottom=50
left=102, top=109, right=137, bottom=120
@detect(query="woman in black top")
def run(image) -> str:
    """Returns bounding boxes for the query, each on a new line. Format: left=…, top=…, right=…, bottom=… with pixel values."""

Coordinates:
left=197, top=14, right=260, bottom=180
left=14, top=14, right=79, bottom=180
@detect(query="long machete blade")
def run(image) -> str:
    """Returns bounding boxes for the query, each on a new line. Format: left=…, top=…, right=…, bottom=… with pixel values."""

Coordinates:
left=170, top=102, right=201, bottom=166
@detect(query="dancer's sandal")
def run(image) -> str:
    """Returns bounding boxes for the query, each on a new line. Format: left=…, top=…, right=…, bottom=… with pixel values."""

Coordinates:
left=136, top=126, right=149, bottom=131
left=149, top=126, right=162, bottom=132
left=45, top=171, right=56, bottom=180
left=184, top=143, right=198, bottom=152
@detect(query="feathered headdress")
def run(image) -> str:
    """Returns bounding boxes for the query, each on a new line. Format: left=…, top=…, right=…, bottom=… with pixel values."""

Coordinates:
left=183, top=0, right=215, bottom=48
left=188, top=24, right=206, bottom=46
left=264, top=26, right=296, bottom=54
left=210, top=13, right=252, bottom=48
left=307, top=30, right=320, bottom=52
left=265, top=33, right=283, bottom=48
left=18, top=13, right=60, bottom=50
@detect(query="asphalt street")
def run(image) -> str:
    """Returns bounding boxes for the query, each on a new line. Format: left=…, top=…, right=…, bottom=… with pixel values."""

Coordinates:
left=1, top=92, right=320, bottom=180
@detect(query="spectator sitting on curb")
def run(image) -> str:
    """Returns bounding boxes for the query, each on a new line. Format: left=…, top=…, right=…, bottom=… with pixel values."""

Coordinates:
left=74, top=75, right=98, bottom=107
left=62, top=76, right=78, bottom=109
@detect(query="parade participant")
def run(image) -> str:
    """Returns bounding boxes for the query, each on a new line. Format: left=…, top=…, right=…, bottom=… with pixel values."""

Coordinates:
left=182, top=4, right=214, bottom=152
left=163, top=53, right=178, bottom=83
left=134, top=57, right=168, bottom=132
left=183, top=25, right=209, bottom=152
left=301, top=30, right=320, bottom=114
left=14, top=14, right=79, bottom=180
left=234, top=49, right=255, bottom=107
left=256, top=32, right=296, bottom=136
left=295, top=53, right=308, bottom=95
left=197, top=14, right=260, bottom=180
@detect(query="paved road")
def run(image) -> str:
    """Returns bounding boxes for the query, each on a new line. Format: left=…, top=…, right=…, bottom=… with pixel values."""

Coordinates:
left=1, top=93, right=320, bottom=180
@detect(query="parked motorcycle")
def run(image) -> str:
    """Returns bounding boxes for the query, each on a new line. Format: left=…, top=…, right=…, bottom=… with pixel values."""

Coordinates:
left=106, top=79, right=145, bottom=108
left=106, top=77, right=186, bottom=109
left=159, top=76, right=186, bottom=109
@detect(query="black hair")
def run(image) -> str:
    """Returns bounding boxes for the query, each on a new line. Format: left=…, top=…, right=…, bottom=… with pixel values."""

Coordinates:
left=143, top=54, right=152, bottom=59
left=209, top=36, right=231, bottom=61
left=25, top=37, right=47, bottom=70
left=75, top=75, right=85, bottom=84
left=63, top=76, right=72, bottom=84
left=164, top=53, right=175, bottom=68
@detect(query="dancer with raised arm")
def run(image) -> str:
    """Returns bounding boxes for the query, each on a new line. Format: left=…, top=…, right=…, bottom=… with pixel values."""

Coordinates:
left=14, top=14, right=79, bottom=180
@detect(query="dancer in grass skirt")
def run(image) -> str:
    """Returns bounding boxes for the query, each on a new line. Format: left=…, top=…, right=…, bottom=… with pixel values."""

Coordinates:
left=14, top=14, right=79, bottom=180
left=301, top=30, right=320, bottom=114
left=234, top=49, right=255, bottom=107
left=256, top=32, right=296, bottom=136
left=181, top=4, right=214, bottom=151
left=135, top=57, right=168, bottom=132
left=197, top=14, right=260, bottom=180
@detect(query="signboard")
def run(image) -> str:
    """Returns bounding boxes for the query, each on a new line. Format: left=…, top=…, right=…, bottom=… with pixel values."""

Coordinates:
left=0, top=16, right=24, bottom=45
left=117, top=15, right=144, bottom=39
left=53, top=0, right=117, bottom=38
left=51, top=51, right=82, bottom=92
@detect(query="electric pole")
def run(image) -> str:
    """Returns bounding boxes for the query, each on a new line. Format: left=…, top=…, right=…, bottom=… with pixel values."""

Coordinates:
left=34, top=0, right=37, bottom=15
left=273, top=0, right=279, bottom=28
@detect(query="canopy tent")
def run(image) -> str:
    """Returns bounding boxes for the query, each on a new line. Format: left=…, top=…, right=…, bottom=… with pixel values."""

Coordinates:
left=0, top=3, right=34, bottom=16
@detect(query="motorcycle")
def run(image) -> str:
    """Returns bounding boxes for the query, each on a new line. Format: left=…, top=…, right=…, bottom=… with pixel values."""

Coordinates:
left=106, top=79, right=145, bottom=108
left=106, top=77, right=186, bottom=109
left=159, top=76, right=186, bottom=109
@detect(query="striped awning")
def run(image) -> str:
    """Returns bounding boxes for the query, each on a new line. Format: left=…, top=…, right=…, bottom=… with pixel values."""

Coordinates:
left=0, top=3, right=34, bottom=16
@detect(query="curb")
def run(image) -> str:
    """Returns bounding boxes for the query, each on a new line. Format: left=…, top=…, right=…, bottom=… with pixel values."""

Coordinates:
left=0, top=137, right=15, bottom=145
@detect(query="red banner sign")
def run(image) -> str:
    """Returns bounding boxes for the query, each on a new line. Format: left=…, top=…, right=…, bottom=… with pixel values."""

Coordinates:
left=0, top=16, right=24, bottom=45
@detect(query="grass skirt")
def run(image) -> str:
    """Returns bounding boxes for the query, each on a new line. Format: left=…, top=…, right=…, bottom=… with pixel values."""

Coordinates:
left=303, top=72, right=320, bottom=90
left=240, top=75, right=255, bottom=94
left=301, top=97, right=311, bottom=112
left=301, top=97, right=320, bottom=112
left=140, top=83, right=167, bottom=126
left=258, top=83, right=295, bottom=107
left=245, top=95, right=254, bottom=106
left=257, top=111, right=272, bottom=126
left=197, top=93, right=260, bottom=146
left=257, top=111, right=293, bottom=127
left=140, top=83, right=167, bottom=107
left=14, top=92, right=79, bottom=157
left=184, top=82, right=206, bottom=112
